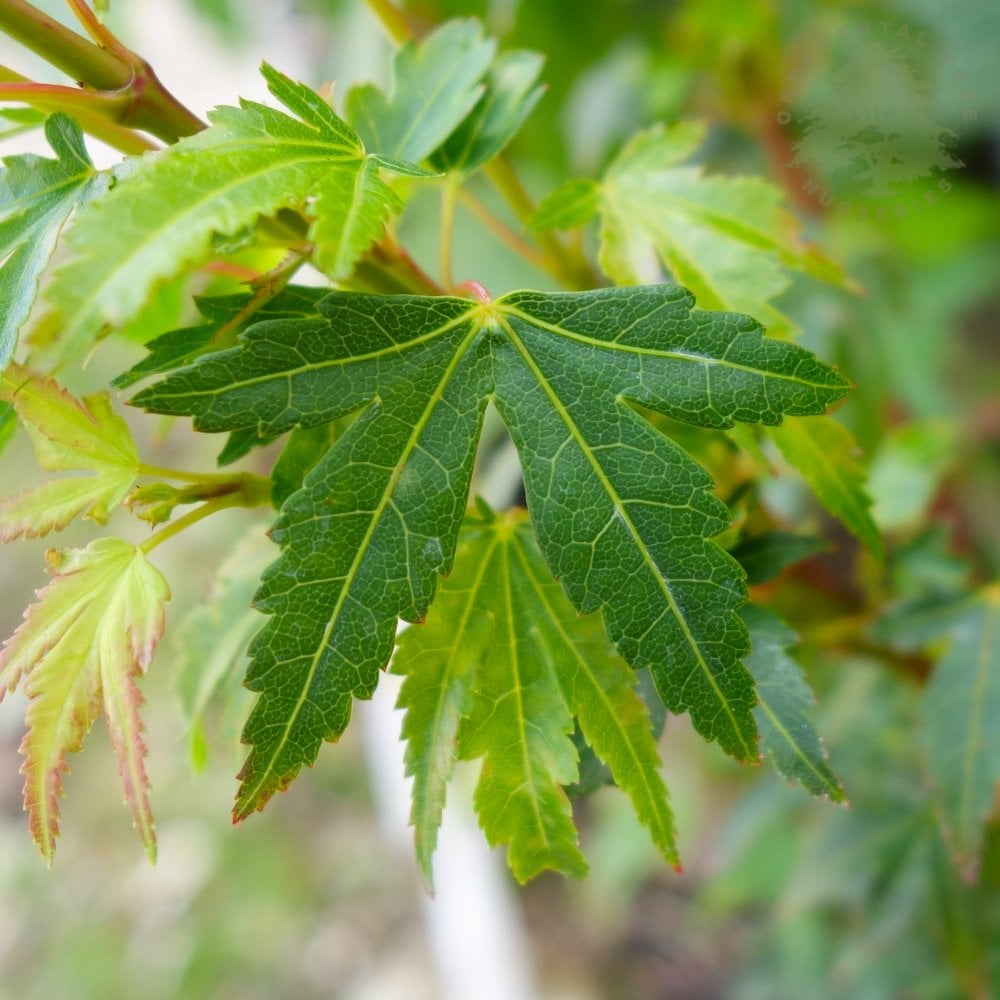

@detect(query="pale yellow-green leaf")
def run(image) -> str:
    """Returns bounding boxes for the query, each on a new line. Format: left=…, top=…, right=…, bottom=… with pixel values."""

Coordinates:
left=0, top=538, right=170, bottom=861
left=0, top=364, right=139, bottom=540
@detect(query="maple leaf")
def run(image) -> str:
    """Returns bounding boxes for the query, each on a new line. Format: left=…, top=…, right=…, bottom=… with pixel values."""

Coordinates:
left=742, top=606, right=845, bottom=802
left=393, top=503, right=675, bottom=884
left=345, top=19, right=496, bottom=163
left=41, top=65, right=417, bottom=363
left=531, top=121, right=852, bottom=333
left=0, top=113, right=106, bottom=367
left=0, top=538, right=170, bottom=861
left=131, top=283, right=849, bottom=818
left=0, top=364, right=139, bottom=541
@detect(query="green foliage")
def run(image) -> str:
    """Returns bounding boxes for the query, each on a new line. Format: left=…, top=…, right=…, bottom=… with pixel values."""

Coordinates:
left=532, top=120, right=851, bottom=332
left=769, top=413, right=882, bottom=556
left=345, top=19, right=497, bottom=163
left=0, top=15, right=995, bottom=975
left=0, top=363, right=139, bottom=540
left=42, top=65, right=414, bottom=363
left=741, top=606, right=845, bottom=801
left=921, top=586, right=1000, bottom=878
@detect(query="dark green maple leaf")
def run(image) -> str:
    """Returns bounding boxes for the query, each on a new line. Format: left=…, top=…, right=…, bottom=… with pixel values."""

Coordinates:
left=131, top=284, right=850, bottom=817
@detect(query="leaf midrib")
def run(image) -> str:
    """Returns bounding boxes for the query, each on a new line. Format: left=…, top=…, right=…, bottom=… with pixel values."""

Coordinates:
left=755, top=683, right=841, bottom=799
left=497, top=302, right=841, bottom=393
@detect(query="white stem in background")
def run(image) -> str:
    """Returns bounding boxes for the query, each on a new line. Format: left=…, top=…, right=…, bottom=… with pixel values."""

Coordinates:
left=359, top=671, right=539, bottom=1000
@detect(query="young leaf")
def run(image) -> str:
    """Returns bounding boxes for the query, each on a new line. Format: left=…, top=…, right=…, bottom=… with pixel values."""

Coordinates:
left=0, top=113, right=106, bottom=367
left=768, top=414, right=882, bottom=557
left=503, top=510, right=677, bottom=870
left=42, top=66, right=410, bottom=362
left=0, top=538, right=170, bottom=861
left=530, top=179, right=601, bottom=232
left=531, top=121, right=852, bottom=328
left=345, top=20, right=496, bottom=163
left=742, top=606, right=846, bottom=801
left=393, top=504, right=675, bottom=885
left=457, top=515, right=586, bottom=883
left=132, top=283, right=850, bottom=816
left=920, top=585, right=1000, bottom=879
left=392, top=516, right=496, bottom=885
left=0, top=364, right=139, bottom=541
left=430, top=50, right=546, bottom=175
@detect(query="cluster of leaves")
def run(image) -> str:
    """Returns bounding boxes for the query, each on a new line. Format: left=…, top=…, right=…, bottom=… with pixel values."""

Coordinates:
left=0, top=5, right=995, bottom=908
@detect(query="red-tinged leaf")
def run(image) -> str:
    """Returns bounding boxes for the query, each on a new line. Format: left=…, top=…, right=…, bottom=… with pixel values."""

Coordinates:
left=0, top=538, right=169, bottom=862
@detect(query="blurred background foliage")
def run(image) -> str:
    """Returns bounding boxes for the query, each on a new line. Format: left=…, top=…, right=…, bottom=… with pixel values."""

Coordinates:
left=0, top=0, right=998, bottom=997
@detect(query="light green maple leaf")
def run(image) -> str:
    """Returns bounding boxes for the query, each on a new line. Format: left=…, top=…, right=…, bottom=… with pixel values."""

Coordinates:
left=0, top=537, right=170, bottom=862
left=532, top=121, right=851, bottom=333
left=0, top=113, right=105, bottom=368
left=131, top=283, right=849, bottom=824
left=741, top=606, right=845, bottom=802
left=0, top=363, right=139, bottom=541
left=42, top=65, right=415, bottom=363
left=393, top=503, right=675, bottom=884
left=345, top=19, right=496, bottom=163
left=920, top=584, right=1000, bottom=879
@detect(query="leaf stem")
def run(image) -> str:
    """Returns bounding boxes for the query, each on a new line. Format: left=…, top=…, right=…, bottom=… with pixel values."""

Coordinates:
left=484, top=157, right=598, bottom=290
left=138, top=494, right=246, bottom=554
left=458, top=188, right=547, bottom=270
left=137, top=463, right=251, bottom=486
left=64, top=0, right=128, bottom=57
left=367, top=237, right=447, bottom=295
left=0, top=0, right=130, bottom=90
left=439, top=176, right=459, bottom=291
left=137, top=474, right=270, bottom=554
left=0, top=0, right=206, bottom=142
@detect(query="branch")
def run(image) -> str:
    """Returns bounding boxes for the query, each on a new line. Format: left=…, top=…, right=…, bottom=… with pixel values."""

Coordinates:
left=0, top=0, right=205, bottom=142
